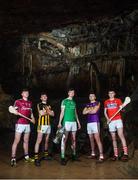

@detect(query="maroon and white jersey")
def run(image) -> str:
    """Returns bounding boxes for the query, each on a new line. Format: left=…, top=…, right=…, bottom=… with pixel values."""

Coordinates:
left=14, top=99, right=32, bottom=124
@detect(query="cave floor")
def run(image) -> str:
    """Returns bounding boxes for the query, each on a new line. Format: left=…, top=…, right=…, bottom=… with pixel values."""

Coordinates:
left=0, top=146, right=138, bottom=179
left=0, top=129, right=138, bottom=179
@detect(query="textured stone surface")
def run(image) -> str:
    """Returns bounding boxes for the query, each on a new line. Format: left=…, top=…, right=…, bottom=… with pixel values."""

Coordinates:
left=0, top=85, right=14, bottom=128
left=2, top=9, right=136, bottom=96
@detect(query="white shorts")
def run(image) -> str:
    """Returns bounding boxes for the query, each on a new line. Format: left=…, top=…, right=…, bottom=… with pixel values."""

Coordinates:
left=15, top=124, right=30, bottom=133
left=108, top=119, right=123, bottom=132
left=65, top=121, right=77, bottom=132
left=38, top=125, right=51, bottom=134
left=87, top=122, right=100, bottom=134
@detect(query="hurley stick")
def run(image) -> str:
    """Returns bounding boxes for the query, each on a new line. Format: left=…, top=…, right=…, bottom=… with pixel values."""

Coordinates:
left=107, top=97, right=131, bottom=124
left=8, top=106, right=35, bottom=124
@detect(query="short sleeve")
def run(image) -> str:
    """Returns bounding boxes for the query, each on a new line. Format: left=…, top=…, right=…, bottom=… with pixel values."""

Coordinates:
left=61, top=100, right=65, bottom=108
left=14, top=100, right=20, bottom=109
left=85, top=103, right=89, bottom=108
left=104, top=101, right=107, bottom=108
left=117, top=99, right=122, bottom=106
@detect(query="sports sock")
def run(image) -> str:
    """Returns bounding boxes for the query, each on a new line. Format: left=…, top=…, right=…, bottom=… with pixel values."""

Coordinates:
left=114, top=147, right=118, bottom=157
left=99, top=154, right=104, bottom=159
left=123, top=146, right=128, bottom=155
left=72, top=148, right=76, bottom=156
left=91, top=151, right=95, bottom=156
left=34, top=153, right=39, bottom=160
left=61, top=152, right=65, bottom=159
left=24, top=154, right=29, bottom=160
left=11, top=156, right=16, bottom=160
left=44, top=150, right=49, bottom=156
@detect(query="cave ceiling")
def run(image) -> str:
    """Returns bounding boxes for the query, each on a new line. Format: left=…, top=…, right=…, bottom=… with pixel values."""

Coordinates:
left=1, top=0, right=138, bottom=37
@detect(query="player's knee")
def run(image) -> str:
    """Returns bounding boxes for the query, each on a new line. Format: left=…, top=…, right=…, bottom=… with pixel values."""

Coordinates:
left=111, top=135, right=116, bottom=141
left=14, top=137, right=20, bottom=144
left=37, top=137, right=42, bottom=144
left=24, top=139, right=29, bottom=144
left=13, top=140, right=19, bottom=146
left=72, top=138, right=76, bottom=144
left=94, top=133, right=99, bottom=140
left=45, top=135, right=50, bottom=141
left=45, top=139, right=49, bottom=145
left=119, top=134, right=125, bottom=141
left=63, top=138, right=67, bottom=144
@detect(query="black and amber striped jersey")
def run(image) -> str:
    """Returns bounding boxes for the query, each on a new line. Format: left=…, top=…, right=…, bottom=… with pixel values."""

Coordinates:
left=37, top=102, right=52, bottom=126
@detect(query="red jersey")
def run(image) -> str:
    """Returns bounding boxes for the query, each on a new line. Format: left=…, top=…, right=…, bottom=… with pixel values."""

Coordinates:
left=14, top=99, right=32, bottom=124
left=104, top=98, right=122, bottom=121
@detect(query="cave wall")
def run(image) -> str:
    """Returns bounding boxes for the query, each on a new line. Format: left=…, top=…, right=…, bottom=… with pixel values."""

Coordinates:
left=0, top=10, right=138, bottom=97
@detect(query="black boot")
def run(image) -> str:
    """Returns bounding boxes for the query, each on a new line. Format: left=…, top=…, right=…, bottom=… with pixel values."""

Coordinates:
left=34, top=159, right=41, bottom=166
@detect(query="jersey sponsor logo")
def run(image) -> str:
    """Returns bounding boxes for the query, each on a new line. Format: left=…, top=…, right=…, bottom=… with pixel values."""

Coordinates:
left=107, top=103, right=117, bottom=109
left=21, top=107, right=31, bottom=110
left=22, top=102, right=31, bottom=107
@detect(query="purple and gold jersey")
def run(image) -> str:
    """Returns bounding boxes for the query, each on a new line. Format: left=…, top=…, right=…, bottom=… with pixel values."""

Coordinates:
left=86, top=101, right=100, bottom=123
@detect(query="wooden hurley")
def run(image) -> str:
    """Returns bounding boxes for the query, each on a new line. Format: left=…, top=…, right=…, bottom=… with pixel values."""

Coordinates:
left=107, top=97, right=131, bottom=125
left=8, top=106, right=35, bottom=124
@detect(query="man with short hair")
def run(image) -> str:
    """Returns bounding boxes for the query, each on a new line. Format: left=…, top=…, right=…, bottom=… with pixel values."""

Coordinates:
left=34, top=92, right=54, bottom=166
left=104, top=90, right=128, bottom=161
left=58, top=88, right=81, bottom=165
left=11, top=89, right=35, bottom=166
left=83, top=92, right=104, bottom=162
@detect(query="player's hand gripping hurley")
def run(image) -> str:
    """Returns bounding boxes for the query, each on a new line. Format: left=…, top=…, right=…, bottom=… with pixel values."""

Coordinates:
left=8, top=106, right=35, bottom=124
left=107, top=97, right=131, bottom=125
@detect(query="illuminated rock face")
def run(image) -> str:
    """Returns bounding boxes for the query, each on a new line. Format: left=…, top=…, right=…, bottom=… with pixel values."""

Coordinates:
left=0, top=10, right=138, bottom=96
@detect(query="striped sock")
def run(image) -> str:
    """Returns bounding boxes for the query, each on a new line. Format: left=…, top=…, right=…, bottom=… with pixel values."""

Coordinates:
left=34, top=153, right=39, bottom=160
left=44, top=150, right=49, bottom=156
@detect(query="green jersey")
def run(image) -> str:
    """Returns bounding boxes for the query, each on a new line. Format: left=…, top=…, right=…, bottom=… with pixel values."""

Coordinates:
left=61, top=98, right=76, bottom=124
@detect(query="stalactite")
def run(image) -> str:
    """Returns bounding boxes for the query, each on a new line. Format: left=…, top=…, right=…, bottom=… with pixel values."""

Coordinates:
left=89, top=62, right=100, bottom=93
left=38, top=40, right=41, bottom=50
left=112, top=61, right=117, bottom=75
left=22, top=41, right=25, bottom=75
left=94, top=59, right=126, bottom=88
left=117, top=39, right=120, bottom=53
left=117, top=58, right=125, bottom=86
left=29, top=54, right=33, bottom=76
left=66, top=65, right=80, bottom=88
left=125, top=32, right=130, bottom=51
left=89, top=65, right=93, bottom=91
left=103, top=60, right=110, bottom=74
left=130, top=36, right=135, bottom=52
left=116, top=62, right=121, bottom=86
